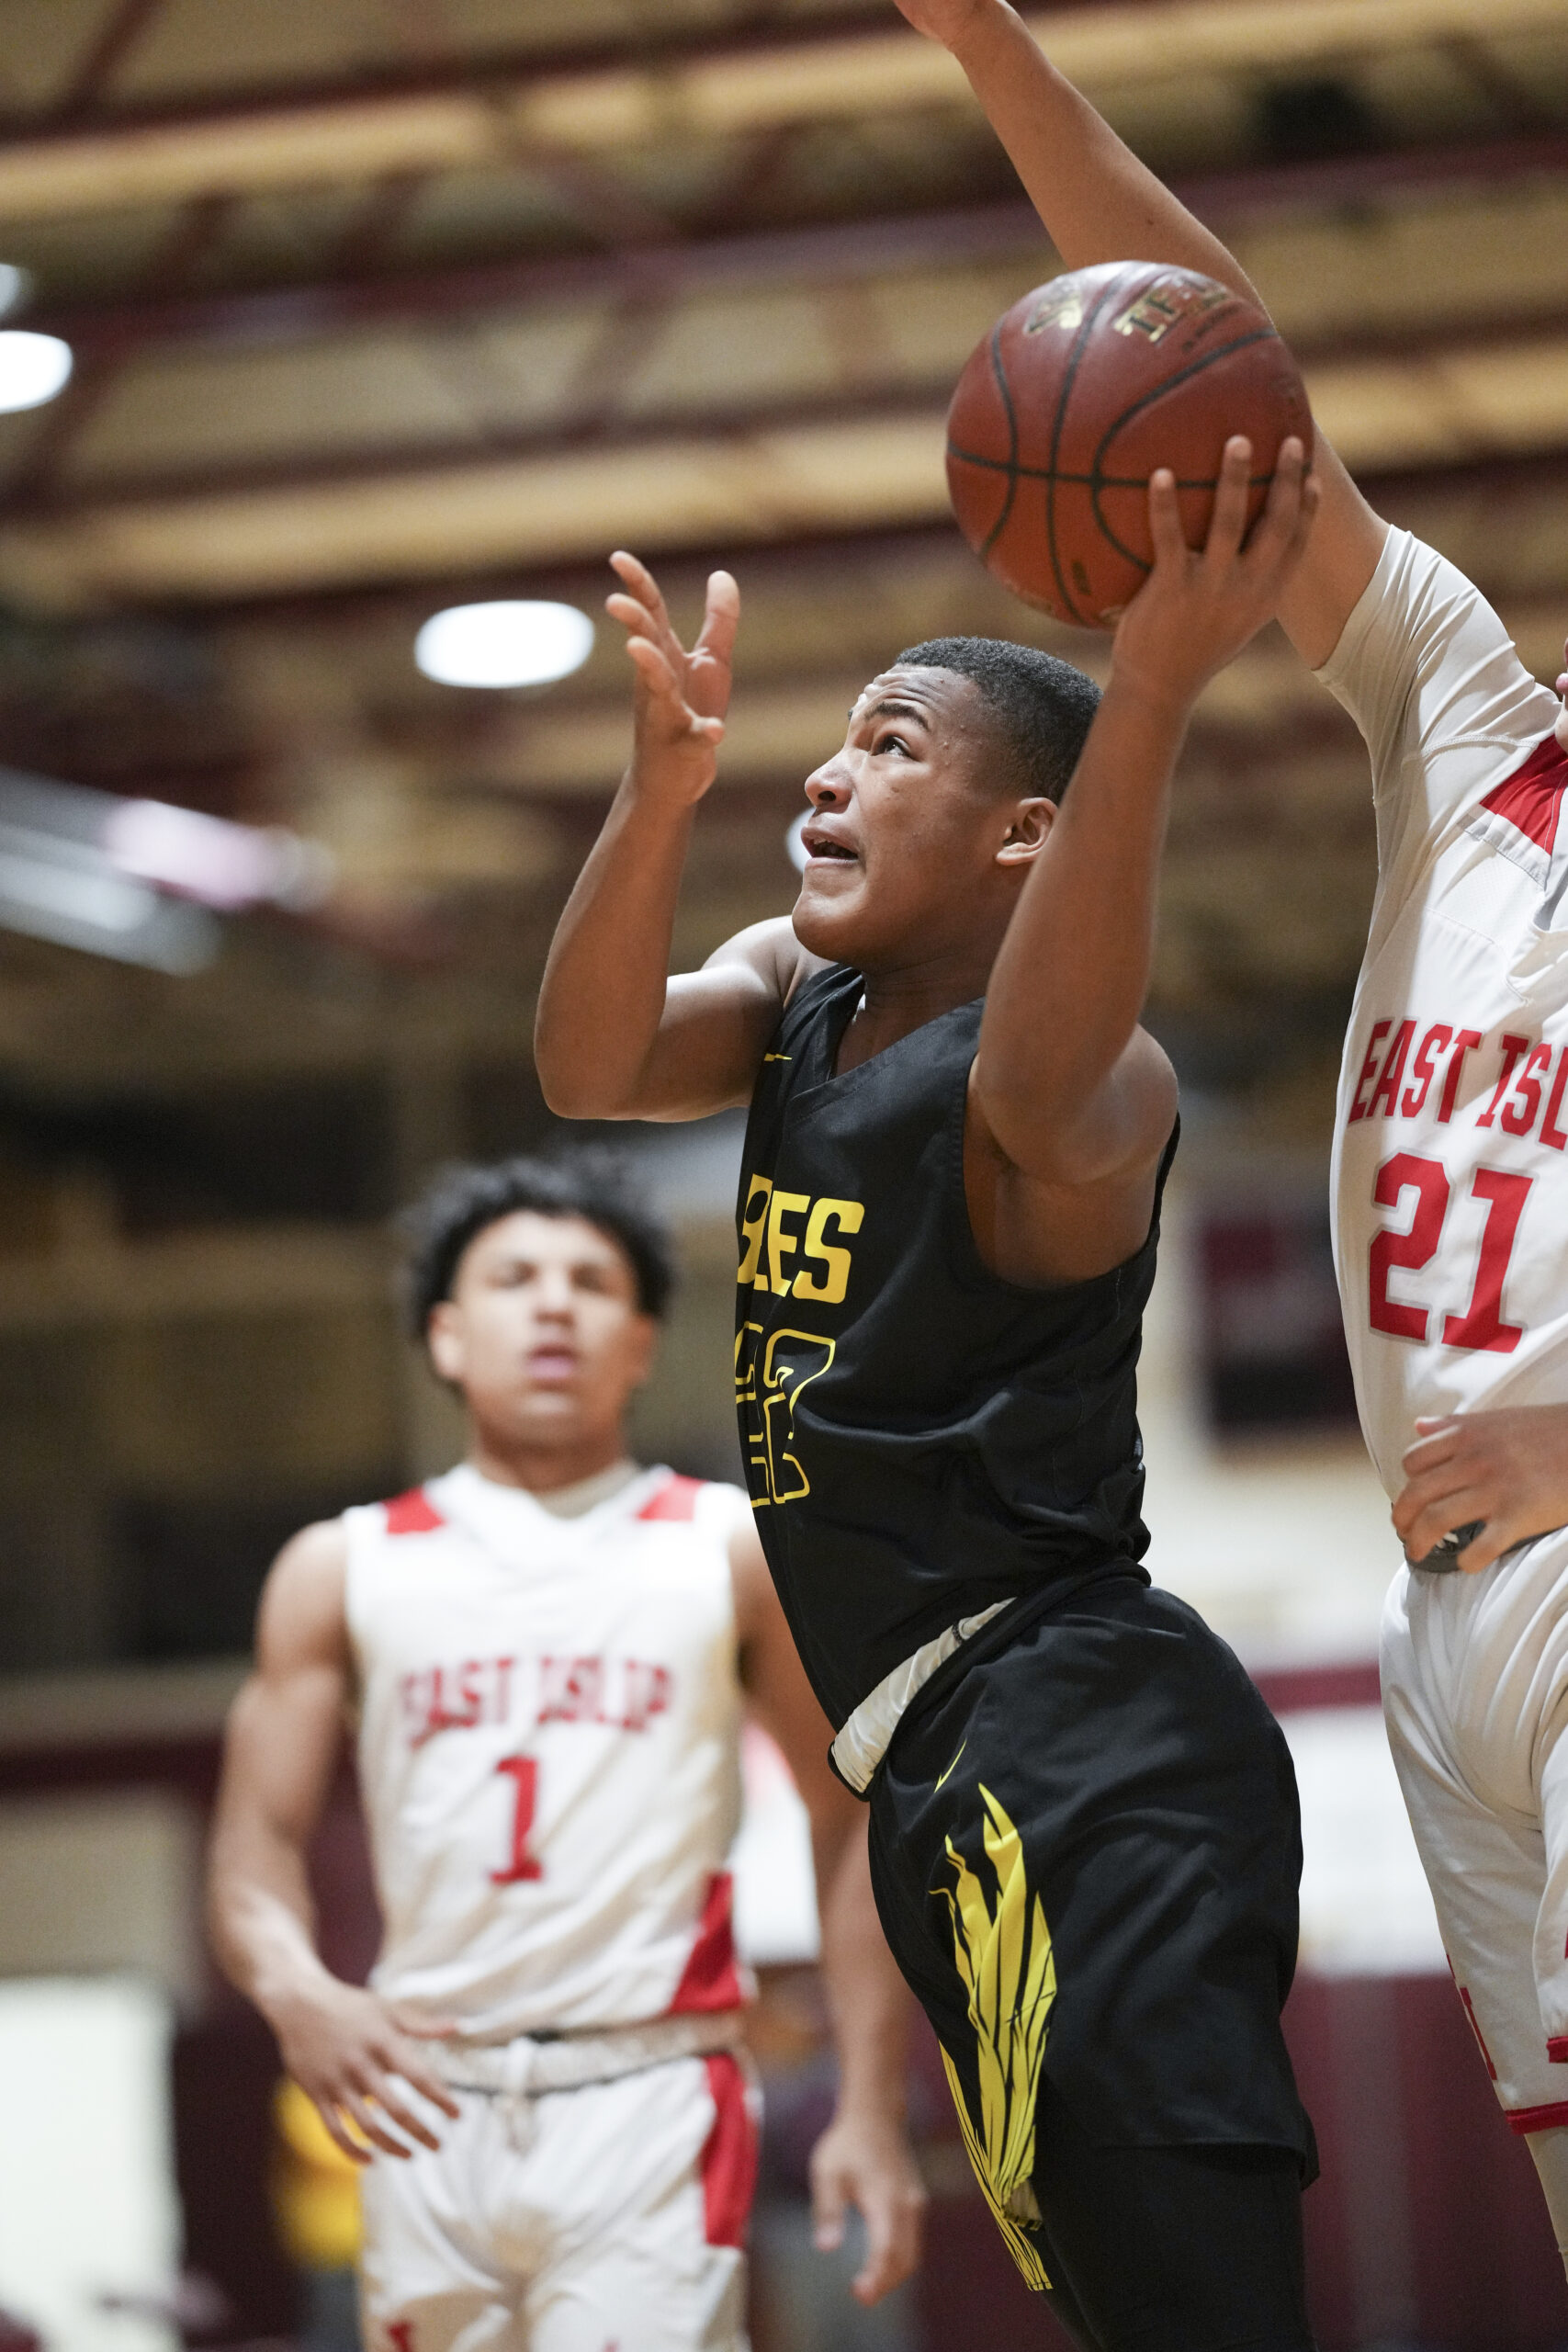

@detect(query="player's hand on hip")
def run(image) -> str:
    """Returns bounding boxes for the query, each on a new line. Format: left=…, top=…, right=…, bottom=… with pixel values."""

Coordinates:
left=807, top=2108, right=927, bottom=2305
left=607, top=549, right=739, bottom=808
left=271, top=1978, right=460, bottom=2164
left=1111, top=435, right=1318, bottom=709
left=1395, top=1406, right=1568, bottom=1574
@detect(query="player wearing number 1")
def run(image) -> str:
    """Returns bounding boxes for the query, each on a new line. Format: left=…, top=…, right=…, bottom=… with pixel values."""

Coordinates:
left=209, top=1153, right=922, bottom=2352
left=890, top=0, right=1568, bottom=2269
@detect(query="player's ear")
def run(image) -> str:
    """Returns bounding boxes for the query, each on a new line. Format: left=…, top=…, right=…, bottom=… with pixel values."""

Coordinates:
left=995, top=797, right=1055, bottom=867
left=426, top=1300, right=465, bottom=1385
left=625, top=1312, right=660, bottom=1391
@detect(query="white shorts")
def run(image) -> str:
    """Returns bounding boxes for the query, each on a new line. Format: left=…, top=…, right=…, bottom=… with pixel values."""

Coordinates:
left=1382, top=1532, right=1568, bottom=2132
left=358, top=2051, right=759, bottom=2352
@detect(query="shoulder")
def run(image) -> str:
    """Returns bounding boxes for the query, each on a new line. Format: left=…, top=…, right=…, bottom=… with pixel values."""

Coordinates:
left=705, top=917, right=831, bottom=1007
left=255, top=1520, right=349, bottom=1670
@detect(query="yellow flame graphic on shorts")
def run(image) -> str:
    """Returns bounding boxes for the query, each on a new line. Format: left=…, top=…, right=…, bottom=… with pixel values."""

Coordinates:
left=937, top=1783, right=1055, bottom=2291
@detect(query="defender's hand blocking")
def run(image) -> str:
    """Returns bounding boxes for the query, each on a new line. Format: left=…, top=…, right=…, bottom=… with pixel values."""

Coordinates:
left=1111, top=435, right=1318, bottom=709
left=273, top=1977, right=459, bottom=2164
left=607, top=550, right=739, bottom=807
left=1394, top=1406, right=1568, bottom=1574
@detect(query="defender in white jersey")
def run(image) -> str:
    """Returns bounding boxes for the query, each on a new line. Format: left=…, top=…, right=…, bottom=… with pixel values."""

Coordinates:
left=887, top=0, right=1568, bottom=2273
left=209, top=1154, right=923, bottom=2352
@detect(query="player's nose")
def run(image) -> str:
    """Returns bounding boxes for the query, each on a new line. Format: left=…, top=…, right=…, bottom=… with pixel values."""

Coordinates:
left=805, top=754, right=850, bottom=807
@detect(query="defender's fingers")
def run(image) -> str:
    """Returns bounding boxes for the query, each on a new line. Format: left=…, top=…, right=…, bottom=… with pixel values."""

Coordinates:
left=1399, top=1487, right=1489, bottom=1562
left=387, top=2043, right=461, bottom=2119
left=1145, top=468, right=1186, bottom=569
left=1202, top=435, right=1253, bottom=564
left=1393, top=1464, right=1482, bottom=1542
left=1457, top=1522, right=1508, bottom=1574
left=339, top=2087, right=412, bottom=2162
left=366, top=2075, right=444, bottom=2153
left=310, top=2096, right=373, bottom=2167
left=810, top=2158, right=848, bottom=2253
left=1401, top=1421, right=1465, bottom=1476
left=853, top=2188, right=923, bottom=2305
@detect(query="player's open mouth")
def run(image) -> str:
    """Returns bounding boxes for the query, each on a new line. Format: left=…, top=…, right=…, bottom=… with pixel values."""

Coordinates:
left=802, top=828, right=857, bottom=863
left=527, top=1349, right=578, bottom=1379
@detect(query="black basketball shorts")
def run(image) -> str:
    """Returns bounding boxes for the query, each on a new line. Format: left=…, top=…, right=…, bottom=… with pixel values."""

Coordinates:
left=865, top=1573, right=1317, bottom=2301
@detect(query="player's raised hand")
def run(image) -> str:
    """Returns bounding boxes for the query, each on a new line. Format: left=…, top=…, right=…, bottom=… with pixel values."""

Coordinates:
left=1111, top=435, right=1318, bottom=709
left=1394, top=1406, right=1568, bottom=1573
left=808, top=2106, right=927, bottom=2305
left=272, top=1977, right=460, bottom=2164
left=607, top=550, right=739, bottom=808
left=889, top=0, right=992, bottom=45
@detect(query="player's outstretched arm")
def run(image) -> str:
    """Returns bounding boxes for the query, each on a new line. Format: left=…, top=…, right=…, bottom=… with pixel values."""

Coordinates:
left=536, top=552, right=812, bottom=1122
left=891, top=0, right=1385, bottom=667
left=1393, top=1407, right=1568, bottom=1574
left=976, top=439, right=1317, bottom=1233
left=208, top=1522, right=459, bottom=2164
left=730, top=1526, right=926, bottom=2305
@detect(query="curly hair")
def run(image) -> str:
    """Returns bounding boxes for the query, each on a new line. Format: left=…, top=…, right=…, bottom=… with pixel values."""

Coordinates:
left=400, top=1148, right=676, bottom=1340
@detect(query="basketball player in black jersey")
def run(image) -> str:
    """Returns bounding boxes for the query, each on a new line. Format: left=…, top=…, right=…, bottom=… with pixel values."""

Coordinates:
left=536, top=433, right=1319, bottom=2345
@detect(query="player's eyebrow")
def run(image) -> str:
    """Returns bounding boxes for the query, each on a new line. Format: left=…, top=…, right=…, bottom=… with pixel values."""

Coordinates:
left=851, top=695, right=932, bottom=726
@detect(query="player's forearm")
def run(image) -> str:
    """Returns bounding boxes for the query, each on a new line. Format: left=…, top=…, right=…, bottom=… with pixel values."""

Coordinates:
left=979, top=673, right=1184, bottom=1162
left=946, top=2, right=1262, bottom=305
left=535, top=775, right=697, bottom=1117
left=209, top=1824, right=337, bottom=2024
left=817, top=1823, right=912, bottom=2124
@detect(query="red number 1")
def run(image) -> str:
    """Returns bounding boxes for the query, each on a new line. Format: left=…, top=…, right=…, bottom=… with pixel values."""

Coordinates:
left=491, top=1755, right=543, bottom=1883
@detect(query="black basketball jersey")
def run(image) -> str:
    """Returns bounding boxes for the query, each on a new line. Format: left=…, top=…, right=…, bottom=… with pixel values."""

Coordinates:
left=734, top=962, right=1175, bottom=1730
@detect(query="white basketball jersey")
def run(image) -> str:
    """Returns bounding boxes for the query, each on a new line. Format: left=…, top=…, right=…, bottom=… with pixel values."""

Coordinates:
left=1325, top=528, right=1568, bottom=1497
left=343, top=1462, right=752, bottom=2041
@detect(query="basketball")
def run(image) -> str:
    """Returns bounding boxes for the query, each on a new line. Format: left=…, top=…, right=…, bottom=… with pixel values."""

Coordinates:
left=945, top=260, right=1314, bottom=628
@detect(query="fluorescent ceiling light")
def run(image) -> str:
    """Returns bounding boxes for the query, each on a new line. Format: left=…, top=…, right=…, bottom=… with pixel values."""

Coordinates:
left=0, top=330, right=71, bottom=413
left=414, top=599, right=593, bottom=689
left=0, top=264, right=30, bottom=320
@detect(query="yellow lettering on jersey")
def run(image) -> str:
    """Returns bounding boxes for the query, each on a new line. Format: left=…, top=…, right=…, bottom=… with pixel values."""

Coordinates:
left=794, top=1197, right=864, bottom=1304
left=734, top=1319, right=835, bottom=1505
left=766, top=1188, right=810, bottom=1295
left=738, top=1174, right=773, bottom=1288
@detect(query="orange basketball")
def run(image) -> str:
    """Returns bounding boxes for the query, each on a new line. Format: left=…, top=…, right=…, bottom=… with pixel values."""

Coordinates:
left=945, top=261, right=1314, bottom=628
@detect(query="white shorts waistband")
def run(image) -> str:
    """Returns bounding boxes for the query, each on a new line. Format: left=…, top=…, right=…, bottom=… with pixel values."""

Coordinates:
left=436, top=2007, right=744, bottom=2098
left=829, top=1599, right=1014, bottom=1795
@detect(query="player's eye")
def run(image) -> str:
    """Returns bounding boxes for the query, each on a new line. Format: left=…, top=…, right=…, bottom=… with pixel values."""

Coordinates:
left=874, top=730, right=911, bottom=757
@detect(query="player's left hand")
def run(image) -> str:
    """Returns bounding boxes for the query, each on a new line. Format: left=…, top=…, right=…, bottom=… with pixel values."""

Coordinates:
left=1111, top=434, right=1318, bottom=708
left=808, top=2107, right=927, bottom=2304
left=1393, top=1406, right=1568, bottom=1572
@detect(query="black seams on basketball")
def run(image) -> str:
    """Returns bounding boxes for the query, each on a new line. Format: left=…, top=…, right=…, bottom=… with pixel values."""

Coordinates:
left=945, top=261, right=1314, bottom=629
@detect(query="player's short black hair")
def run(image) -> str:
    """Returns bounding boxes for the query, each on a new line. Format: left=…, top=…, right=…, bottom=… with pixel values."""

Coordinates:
left=894, top=636, right=1101, bottom=803
left=401, top=1149, right=676, bottom=1340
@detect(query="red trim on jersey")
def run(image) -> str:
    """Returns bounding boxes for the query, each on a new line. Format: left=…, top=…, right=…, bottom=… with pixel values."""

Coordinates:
left=1479, top=733, right=1568, bottom=855
left=637, top=1473, right=705, bottom=1522
left=669, top=1873, right=744, bottom=2014
left=384, top=1487, right=445, bottom=1535
left=1507, top=2099, right=1568, bottom=2135
left=700, top=2052, right=758, bottom=2248
left=1549, top=2036, right=1568, bottom=2064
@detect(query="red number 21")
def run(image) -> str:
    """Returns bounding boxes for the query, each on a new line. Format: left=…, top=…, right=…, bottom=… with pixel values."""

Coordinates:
left=491, top=1755, right=544, bottom=1883
left=1370, top=1152, right=1530, bottom=1353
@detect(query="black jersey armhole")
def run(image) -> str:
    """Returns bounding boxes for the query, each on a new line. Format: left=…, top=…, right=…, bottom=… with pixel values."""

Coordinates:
left=942, top=1079, right=1181, bottom=1304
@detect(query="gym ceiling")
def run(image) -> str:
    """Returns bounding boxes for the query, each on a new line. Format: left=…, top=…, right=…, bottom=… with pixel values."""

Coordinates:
left=1, top=0, right=1565, bottom=1109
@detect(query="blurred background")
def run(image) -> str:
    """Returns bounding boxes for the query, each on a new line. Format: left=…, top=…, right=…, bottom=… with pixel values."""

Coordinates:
left=1, top=0, right=1567, bottom=2346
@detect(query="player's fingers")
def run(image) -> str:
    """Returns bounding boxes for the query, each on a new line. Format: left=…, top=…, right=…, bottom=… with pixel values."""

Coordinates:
left=695, top=569, right=741, bottom=660
left=608, top=549, right=672, bottom=631
left=810, top=2154, right=848, bottom=2253
left=386, top=2039, right=461, bottom=2119
left=1399, top=1487, right=1490, bottom=1562
left=1414, top=1414, right=1463, bottom=1439
left=339, top=2086, right=412, bottom=2161
left=624, top=633, right=682, bottom=698
left=366, top=2075, right=444, bottom=2153
left=1203, top=435, right=1253, bottom=564
left=1391, top=1458, right=1475, bottom=1536
left=310, top=2096, right=373, bottom=2167
left=1401, top=1421, right=1465, bottom=1476
left=1145, top=468, right=1186, bottom=570
left=852, top=2185, right=923, bottom=2305
left=1457, top=1521, right=1509, bottom=1575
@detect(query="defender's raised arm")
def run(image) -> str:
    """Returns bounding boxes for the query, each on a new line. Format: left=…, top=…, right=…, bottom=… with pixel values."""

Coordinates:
left=893, top=0, right=1385, bottom=666
left=536, top=551, right=815, bottom=1122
